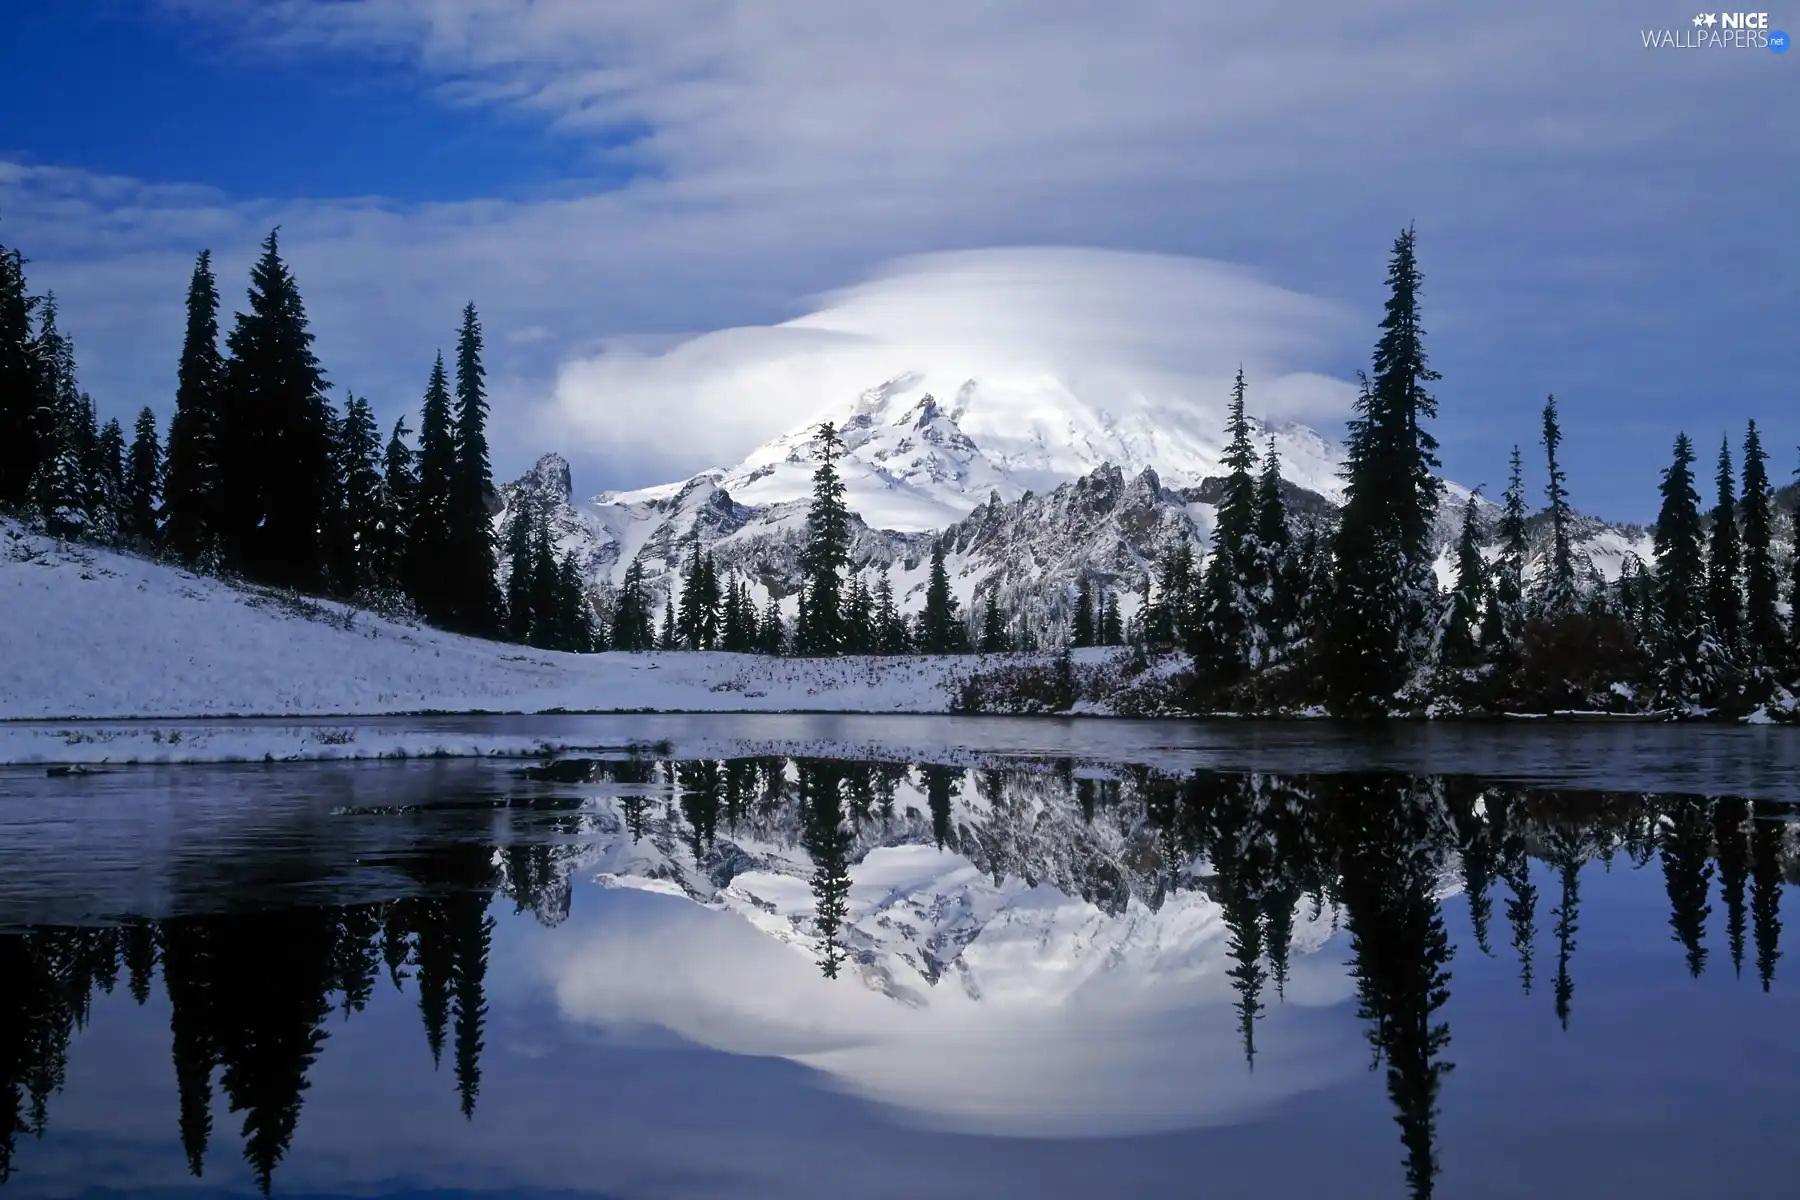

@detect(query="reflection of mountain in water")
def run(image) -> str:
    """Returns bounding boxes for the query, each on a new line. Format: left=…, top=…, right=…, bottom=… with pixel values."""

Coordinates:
left=1, top=759, right=1796, bottom=1199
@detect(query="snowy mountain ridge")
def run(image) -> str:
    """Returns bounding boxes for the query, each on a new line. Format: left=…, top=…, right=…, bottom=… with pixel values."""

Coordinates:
left=507, top=369, right=1656, bottom=628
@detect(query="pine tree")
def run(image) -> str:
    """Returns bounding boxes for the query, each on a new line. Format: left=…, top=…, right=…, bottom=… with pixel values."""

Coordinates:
left=919, top=539, right=963, bottom=653
left=378, top=417, right=417, bottom=594
left=979, top=591, right=1007, bottom=652
left=1652, top=434, right=1707, bottom=706
left=527, top=510, right=558, bottom=649
left=1254, top=437, right=1292, bottom=651
left=503, top=492, right=537, bottom=643
left=1071, top=575, right=1095, bottom=648
left=873, top=568, right=908, bottom=654
left=799, top=422, right=851, bottom=654
left=1442, top=492, right=1486, bottom=668
left=1100, top=589, right=1123, bottom=646
left=334, top=396, right=384, bottom=596
left=611, top=556, right=654, bottom=652
left=843, top=574, right=874, bottom=653
left=409, top=353, right=456, bottom=621
left=124, top=406, right=162, bottom=546
left=448, top=303, right=500, bottom=636
left=93, top=414, right=126, bottom=541
left=659, top=595, right=678, bottom=651
left=163, top=251, right=225, bottom=564
left=1147, top=542, right=1194, bottom=646
left=1327, top=229, right=1443, bottom=715
left=1481, top=447, right=1529, bottom=658
left=1537, top=394, right=1577, bottom=614
left=0, top=239, right=42, bottom=511
left=554, top=552, right=591, bottom=652
left=759, top=595, right=786, bottom=655
left=1705, top=435, right=1742, bottom=656
left=1738, top=421, right=1781, bottom=669
left=1194, top=369, right=1262, bottom=684
left=216, top=230, right=335, bottom=590
left=28, top=296, right=89, bottom=539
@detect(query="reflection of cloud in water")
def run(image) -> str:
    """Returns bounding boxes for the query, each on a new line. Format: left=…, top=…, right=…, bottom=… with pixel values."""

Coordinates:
left=548, top=846, right=1362, bottom=1136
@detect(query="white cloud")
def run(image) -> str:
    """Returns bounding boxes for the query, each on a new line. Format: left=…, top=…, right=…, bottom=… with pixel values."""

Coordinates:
left=9, top=0, right=1794, bottom=509
left=546, top=246, right=1362, bottom=472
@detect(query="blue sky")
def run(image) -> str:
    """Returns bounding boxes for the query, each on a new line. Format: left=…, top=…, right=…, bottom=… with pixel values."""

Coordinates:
left=0, top=1, right=1794, bottom=519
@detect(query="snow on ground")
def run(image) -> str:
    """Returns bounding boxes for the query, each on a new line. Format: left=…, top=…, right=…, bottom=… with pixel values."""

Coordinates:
left=0, top=521, right=1021, bottom=722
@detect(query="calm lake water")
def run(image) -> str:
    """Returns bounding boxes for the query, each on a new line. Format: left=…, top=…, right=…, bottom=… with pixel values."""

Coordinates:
left=2, top=716, right=1797, bottom=1199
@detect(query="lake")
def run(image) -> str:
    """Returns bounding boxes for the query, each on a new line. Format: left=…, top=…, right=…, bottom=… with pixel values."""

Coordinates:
left=1, top=716, right=1796, bottom=1198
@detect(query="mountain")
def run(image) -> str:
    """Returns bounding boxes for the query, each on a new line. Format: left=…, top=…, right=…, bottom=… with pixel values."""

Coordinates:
left=499, top=370, right=1652, bottom=633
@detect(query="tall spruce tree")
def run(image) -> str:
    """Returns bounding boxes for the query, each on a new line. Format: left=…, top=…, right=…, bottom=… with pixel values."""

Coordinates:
left=1254, top=436, right=1292, bottom=651
left=873, top=567, right=908, bottom=654
left=1652, top=434, right=1707, bottom=706
left=409, top=353, right=456, bottom=621
left=1100, top=590, right=1123, bottom=646
left=1193, top=368, right=1261, bottom=683
left=335, top=396, right=385, bottom=596
left=1738, top=421, right=1781, bottom=669
left=124, top=407, right=162, bottom=546
left=163, top=251, right=226, bottom=563
left=1481, top=447, right=1529, bottom=659
left=92, top=414, right=126, bottom=540
left=449, top=303, right=500, bottom=635
left=918, top=539, right=963, bottom=653
left=798, top=422, right=851, bottom=654
left=979, top=592, right=1007, bottom=652
left=1327, top=229, right=1443, bottom=715
left=28, top=296, right=90, bottom=539
left=216, top=230, right=335, bottom=590
left=1442, top=492, right=1486, bottom=668
left=379, top=417, right=417, bottom=594
left=0, top=240, right=43, bottom=511
left=1071, top=575, right=1095, bottom=648
left=612, top=556, right=654, bottom=652
left=1537, top=394, right=1577, bottom=614
left=503, top=493, right=538, bottom=644
left=1705, top=435, right=1742, bottom=656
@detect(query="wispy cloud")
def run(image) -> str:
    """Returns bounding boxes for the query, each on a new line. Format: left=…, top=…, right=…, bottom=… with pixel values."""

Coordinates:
left=10, top=0, right=1795, bottom=510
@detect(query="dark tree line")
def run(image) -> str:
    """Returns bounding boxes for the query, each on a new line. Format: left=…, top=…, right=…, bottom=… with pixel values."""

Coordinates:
left=0, top=233, right=585, bottom=649
left=1134, top=227, right=1800, bottom=718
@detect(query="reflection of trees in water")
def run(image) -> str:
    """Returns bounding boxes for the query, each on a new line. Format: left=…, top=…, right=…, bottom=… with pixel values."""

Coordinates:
left=0, top=786, right=588, bottom=1194
left=1, top=758, right=1795, bottom=1199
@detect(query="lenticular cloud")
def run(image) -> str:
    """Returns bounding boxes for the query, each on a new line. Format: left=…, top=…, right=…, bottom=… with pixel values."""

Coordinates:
left=546, top=246, right=1360, bottom=474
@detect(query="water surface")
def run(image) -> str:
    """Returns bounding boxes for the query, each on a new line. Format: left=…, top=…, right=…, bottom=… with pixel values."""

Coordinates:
left=2, top=718, right=1796, bottom=1198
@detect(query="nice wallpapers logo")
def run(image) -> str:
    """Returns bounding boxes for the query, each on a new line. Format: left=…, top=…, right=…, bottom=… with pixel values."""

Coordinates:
left=1641, top=11, right=1790, bottom=49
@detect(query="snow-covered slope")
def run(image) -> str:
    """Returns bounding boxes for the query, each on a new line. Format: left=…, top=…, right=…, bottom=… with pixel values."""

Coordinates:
left=0, top=521, right=991, bottom=721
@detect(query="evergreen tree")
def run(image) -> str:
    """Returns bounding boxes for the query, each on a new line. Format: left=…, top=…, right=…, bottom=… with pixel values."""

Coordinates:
left=1537, top=394, right=1577, bottom=614
left=979, top=591, right=1007, bottom=652
left=1652, top=434, right=1707, bottom=705
left=378, top=417, right=417, bottom=594
left=1660, top=798, right=1714, bottom=978
left=527, top=510, right=558, bottom=649
left=1071, top=575, right=1095, bottom=648
left=1193, top=369, right=1261, bottom=683
left=1100, top=589, right=1123, bottom=646
left=0, top=240, right=42, bottom=511
left=1441, top=492, right=1486, bottom=668
left=1749, top=800, right=1784, bottom=992
left=799, top=422, right=851, bottom=654
left=659, top=595, right=678, bottom=651
left=759, top=595, right=786, bottom=655
left=842, top=574, right=875, bottom=653
left=1327, top=229, right=1443, bottom=715
left=1705, top=435, right=1743, bottom=656
left=409, top=352, right=456, bottom=622
left=93, top=414, right=126, bottom=540
left=1738, top=421, right=1781, bottom=668
left=1481, top=447, right=1529, bottom=657
left=503, top=493, right=537, bottom=643
left=554, top=552, right=592, bottom=652
left=163, top=251, right=226, bottom=563
left=1254, top=437, right=1292, bottom=649
left=215, top=230, right=335, bottom=590
left=918, top=539, right=963, bottom=652
left=612, top=556, right=655, bottom=652
left=28, top=297, right=90, bottom=539
left=873, top=568, right=908, bottom=653
left=124, top=406, right=162, bottom=546
left=335, top=396, right=384, bottom=595
left=1146, top=541, right=1194, bottom=646
left=448, top=303, right=500, bottom=635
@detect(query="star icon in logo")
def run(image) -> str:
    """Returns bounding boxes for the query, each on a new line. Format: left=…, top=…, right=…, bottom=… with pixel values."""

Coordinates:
left=1693, top=12, right=1709, bottom=24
